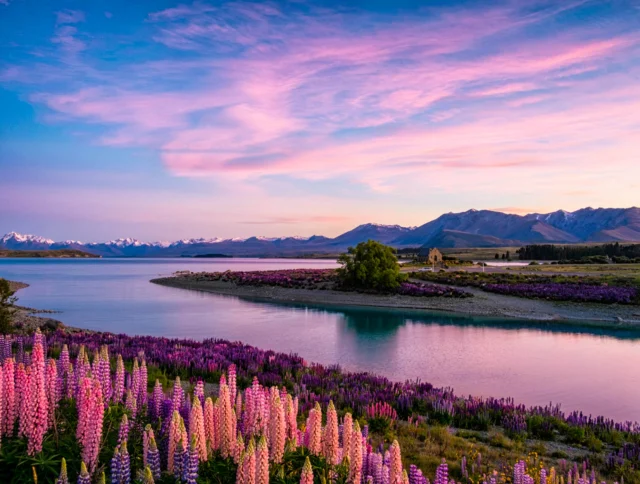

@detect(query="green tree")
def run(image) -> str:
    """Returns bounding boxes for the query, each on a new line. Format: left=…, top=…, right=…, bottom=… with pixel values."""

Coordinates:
left=0, top=278, right=18, bottom=334
left=337, top=240, right=407, bottom=291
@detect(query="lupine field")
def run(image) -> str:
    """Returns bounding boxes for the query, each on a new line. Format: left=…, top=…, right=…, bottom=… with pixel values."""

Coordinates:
left=410, top=272, right=640, bottom=305
left=0, top=330, right=638, bottom=483
left=158, top=270, right=471, bottom=298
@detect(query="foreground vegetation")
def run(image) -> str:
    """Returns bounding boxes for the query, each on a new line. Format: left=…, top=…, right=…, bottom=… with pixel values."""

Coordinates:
left=0, top=329, right=638, bottom=483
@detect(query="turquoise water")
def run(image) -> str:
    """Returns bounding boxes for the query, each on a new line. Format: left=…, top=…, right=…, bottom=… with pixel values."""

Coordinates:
left=1, top=258, right=639, bottom=421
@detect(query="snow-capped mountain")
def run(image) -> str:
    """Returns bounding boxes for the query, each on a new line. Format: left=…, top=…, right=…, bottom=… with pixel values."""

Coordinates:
left=2, top=207, right=639, bottom=256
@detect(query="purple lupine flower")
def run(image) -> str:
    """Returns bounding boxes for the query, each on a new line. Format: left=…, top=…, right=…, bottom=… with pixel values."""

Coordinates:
left=147, top=436, right=161, bottom=480
left=151, top=380, right=163, bottom=421
left=184, top=438, right=200, bottom=484
left=435, top=459, right=448, bottom=484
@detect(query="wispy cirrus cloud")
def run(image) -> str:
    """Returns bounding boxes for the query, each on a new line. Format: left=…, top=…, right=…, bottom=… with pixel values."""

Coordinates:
left=5, top=0, right=640, bottom=202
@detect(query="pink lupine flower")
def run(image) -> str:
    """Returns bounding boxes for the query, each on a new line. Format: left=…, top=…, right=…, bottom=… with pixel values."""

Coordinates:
left=234, top=434, right=245, bottom=465
left=342, top=413, right=353, bottom=460
left=350, top=421, right=363, bottom=484
left=243, top=438, right=256, bottom=484
left=98, top=346, right=111, bottom=402
left=83, top=379, right=105, bottom=472
left=171, top=376, right=184, bottom=414
left=269, top=388, right=286, bottom=464
left=194, top=380, right=205, bottom=407
left=236, top=451, right=246, bottom=484
left=284, top=394, right=297, bottom=441
left=204, top=397, right=215, bottom=451
left=27, top=331, right=49, bottom=456
left=76, top=377, right=93, bottom=445
left=2, top=358, right=16, bottom=436
left=307, top=403, right=322, bottom=455
left=114, top=355, right=125, bottom=403
left=46, top=358, right=58, bottom=427
left=244, top=387, right=254, bottom=437
left=389, top=440, right=403, bottom=484
left=219, top=380, right=235, bottom=458
left=131, top=358, right=140, bottom=406
left=323, top=401, right=339, bottom=465
left=118, top=414, right=130, bottom=445
left=301, top=456, right=314, bottom=484
left=256, top=435, right=269, bottom=484
left=228, top=364, right=237, bottom=408
left=189, top=396, right=208, bottom=461
left=0, top=366, right=3, bottom=447
left=16, top=363, right=31, bottom=438
left=213, top=398, right=221, bottom=451
left=167, top=410, right=182, bottom=473
left=236, top=391, right=243, bottom=424
left=143, top=424, right=153, bottom=467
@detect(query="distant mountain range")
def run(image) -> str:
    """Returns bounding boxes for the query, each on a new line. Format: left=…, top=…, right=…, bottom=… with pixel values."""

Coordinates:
left=2, top=207, right=639, bottom=257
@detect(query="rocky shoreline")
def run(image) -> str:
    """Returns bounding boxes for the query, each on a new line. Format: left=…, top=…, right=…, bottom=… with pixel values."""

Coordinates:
left=6, top=280, right=69, bottom=333
left=151, top=276, right=640, bottom=329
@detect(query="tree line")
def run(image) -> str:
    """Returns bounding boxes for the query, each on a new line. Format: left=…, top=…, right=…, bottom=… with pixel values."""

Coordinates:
left=517, top=242, right=640, bottom=261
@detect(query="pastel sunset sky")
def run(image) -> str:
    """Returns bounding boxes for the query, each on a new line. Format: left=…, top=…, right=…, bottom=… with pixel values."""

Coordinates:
left=1, top=0, right=639, bottom=241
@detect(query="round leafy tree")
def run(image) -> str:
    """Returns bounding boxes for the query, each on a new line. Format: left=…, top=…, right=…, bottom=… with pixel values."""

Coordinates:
left=337, top=240, right=407, bottom=291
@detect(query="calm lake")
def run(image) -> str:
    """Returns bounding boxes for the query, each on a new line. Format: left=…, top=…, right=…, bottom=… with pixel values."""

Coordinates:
left=1, top=258, right=639, bottom=422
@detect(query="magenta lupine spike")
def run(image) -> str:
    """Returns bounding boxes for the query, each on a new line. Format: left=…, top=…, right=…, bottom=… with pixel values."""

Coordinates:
left=142, top=424, right=151, bottom=467
left=204, top=397, right=215, bottom=452
left=389, top=440, right=403, bottom=484
left=151, top=379, right=163, bottom=420
left=27, top=330, right=49, bottom=456
left=46, top=358, right=58, bottom=427
left=76, top=377, right=92, bottom=445
left=83, top=379, right=105, bottom=472
left=138, top=359, right=148, bottom=411
left=17, top=363, right=31, bottom=438
left=243, top=387, right=254, bottom=437
left=256, top=435, right=269, bottom=484
left=343, top=413, right=353, bottom=459
left=269, top=389, right=286, bottom=463
left=541, top=469, right=547, bottom=484
left=189, top=395, right=208, bottom=461
left=350, top=421, right=363, bottom=484
left=2, top=357, right=15, bottom=436
left=323, top=401, right=339, bottom=465
left=228, top=364, right=237, bottom=408
left=301, top=456, right=314, bottom=484
left=0, top=366, right=3, bottom=447
left=114, top=355, right=125, bottom=403
left=435, top=459, right=449, bottom=484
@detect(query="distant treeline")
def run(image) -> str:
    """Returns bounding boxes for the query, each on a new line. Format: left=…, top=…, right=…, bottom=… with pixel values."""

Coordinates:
left=517, top=243, right=640, bottom=262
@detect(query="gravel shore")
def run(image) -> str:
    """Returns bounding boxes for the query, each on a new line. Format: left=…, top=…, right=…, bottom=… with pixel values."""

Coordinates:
left=6, top=280, right=69, bottom=333
left=151, top=276, right=640, bottom=329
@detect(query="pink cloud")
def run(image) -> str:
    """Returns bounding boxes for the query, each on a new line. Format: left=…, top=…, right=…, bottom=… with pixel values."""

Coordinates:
left=13, top=0, right=640, bottom=203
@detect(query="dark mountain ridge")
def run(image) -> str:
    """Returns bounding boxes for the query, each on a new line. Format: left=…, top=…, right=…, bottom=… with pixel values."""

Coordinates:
left=2, top=207, right=639, bottom=256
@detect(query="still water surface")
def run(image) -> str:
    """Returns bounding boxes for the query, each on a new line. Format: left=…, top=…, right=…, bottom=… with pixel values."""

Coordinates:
left=1, top=258, right=638, bottom=421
